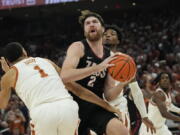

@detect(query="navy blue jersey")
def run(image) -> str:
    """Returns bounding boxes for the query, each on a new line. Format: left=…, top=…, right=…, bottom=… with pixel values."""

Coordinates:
left=72, top=39, right=110, bottom=118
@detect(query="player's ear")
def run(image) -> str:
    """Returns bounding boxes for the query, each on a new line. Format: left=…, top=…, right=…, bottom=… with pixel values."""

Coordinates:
left=22, top=48, right=28, bottom=57
left=102, top=26, right=105, bottom=33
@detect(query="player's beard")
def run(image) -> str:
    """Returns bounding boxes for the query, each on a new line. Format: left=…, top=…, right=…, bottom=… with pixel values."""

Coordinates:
left=85, top=30, right=102, bottom=42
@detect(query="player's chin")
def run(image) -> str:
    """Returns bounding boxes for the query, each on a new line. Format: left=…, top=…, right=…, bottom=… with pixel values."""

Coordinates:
left=88, top=36, right=100, bottom=41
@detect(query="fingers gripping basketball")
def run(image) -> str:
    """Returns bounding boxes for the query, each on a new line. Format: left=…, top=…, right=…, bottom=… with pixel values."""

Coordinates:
left=108, top=53, right=137, bottom=82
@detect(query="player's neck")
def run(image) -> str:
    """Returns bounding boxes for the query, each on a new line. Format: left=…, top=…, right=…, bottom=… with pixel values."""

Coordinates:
left=86, top=38, right=103, bottom=49
left=111, top=46, right=117, bottom=53
left=161, top=87, right=170, bottom=94
left=11, top=56, right=28, bottom=65
left=86, top=38, right=104, bottom=58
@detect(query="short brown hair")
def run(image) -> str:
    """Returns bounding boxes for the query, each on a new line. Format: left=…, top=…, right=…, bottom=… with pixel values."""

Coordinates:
left=79, top=10, right=104, bottom=28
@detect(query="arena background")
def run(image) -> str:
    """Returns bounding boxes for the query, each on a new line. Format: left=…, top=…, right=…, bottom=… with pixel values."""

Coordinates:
left=0, top=0, right=180, bottom=134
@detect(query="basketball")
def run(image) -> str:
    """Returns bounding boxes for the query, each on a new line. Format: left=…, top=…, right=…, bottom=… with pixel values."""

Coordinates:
left=108, top=53, right=137, bottom=82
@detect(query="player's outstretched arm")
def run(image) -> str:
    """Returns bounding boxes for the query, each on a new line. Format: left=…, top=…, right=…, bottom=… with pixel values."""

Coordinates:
left=0, top=68, right=16, bottom=108
left=129, top=79, right=156, bottom=134
left=103, top=74, right=133, bottom=101
left=61, top=42, right=116, bottom=83
left=64, top=82, right=120, bottom=115
left=169, top=103, right=180, bottom=115
left=129, top=79, right=147, bottom=118
left=153, top=91, right=180, bottom=121
left=47, top=59, right=122, bottom=117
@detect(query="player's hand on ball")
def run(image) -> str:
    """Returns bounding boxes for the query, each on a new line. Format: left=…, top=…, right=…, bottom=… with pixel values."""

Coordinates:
left=99, top=55, right=117, bottom=70
left=108, top=53, right=137, bottom=82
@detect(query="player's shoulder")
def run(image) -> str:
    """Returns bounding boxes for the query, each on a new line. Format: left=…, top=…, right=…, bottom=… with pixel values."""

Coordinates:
left=67, top=41, right=85, bottom=56
left=153, top=90, right=166, bottom=102
left=69, top=41, right=84, bottom=49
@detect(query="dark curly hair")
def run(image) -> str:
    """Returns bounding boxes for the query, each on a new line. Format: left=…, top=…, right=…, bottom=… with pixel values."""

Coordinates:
left=152, top=72, right=172, bottom=85
left=104, top=24, right=122, bottom=41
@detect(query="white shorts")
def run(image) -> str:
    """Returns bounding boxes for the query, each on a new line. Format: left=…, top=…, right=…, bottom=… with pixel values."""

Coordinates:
left=139, top=123, right=172, bottom=135
left=30, top=98, right=79, bottom=135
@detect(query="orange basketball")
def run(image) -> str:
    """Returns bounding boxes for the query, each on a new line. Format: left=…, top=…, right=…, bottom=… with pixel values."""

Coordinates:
left=108, top=53, right=137, bottom=82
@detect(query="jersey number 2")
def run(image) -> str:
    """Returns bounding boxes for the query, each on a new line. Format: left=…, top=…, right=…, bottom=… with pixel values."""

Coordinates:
left=34, top=65, right=48, bottom=78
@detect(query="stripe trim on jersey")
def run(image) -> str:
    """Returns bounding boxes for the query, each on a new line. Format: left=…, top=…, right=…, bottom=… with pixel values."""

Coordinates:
left=11, top=66, right=18, bottom=88
left=149, top=100, right=157, bottom=106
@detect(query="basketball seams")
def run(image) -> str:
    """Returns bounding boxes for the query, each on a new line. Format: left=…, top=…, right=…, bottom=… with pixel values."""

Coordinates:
left=112, top=59, right=129, bottom=78
left=108, top=54, right=136, bottom=82
left=129, top=58, right=136, bottom=77
left=116, top=58, right=131, bottom=81
left=114, top=58, right=129, bottom=79
left=124, top=61, right=131, bottom=81
left=109, top=59, right=129, bottom=76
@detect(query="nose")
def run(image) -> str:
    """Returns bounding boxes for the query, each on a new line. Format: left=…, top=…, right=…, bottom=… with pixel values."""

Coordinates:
left=89, top=22, right=95, bottom=27
left=106, top=34, right=111, bottom=38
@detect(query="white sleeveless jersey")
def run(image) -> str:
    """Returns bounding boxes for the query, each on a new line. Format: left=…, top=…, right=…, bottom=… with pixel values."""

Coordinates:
left=13, top=57, right=72, bottom=111
left=148, top=88, right=172, bottom=128
left=108, top=81, right=128, bottom=113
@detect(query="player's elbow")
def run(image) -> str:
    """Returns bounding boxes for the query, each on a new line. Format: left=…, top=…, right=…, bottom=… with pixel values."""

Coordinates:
left=60, top=72, right=71, bottom=83
left=61, top=76, right=69, bottom=83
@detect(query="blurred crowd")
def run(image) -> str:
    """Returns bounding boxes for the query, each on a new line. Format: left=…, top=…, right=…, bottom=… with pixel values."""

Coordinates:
left=0, top=9, right=180, bottom=135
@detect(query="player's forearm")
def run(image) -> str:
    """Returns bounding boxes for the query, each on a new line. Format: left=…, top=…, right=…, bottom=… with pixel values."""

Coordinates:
left=161, top=111, right=180, bottom=121
left=155, top=99, right=180, bottom=121
left=65, top=82, right=117, bottom=113
left=169, top=104, right=180, bottom=114
left=104, top=83, right=125, bottom=101
left=0, top=91, right=9, bottom=109
left=129, top=81, right=147, bottom=118
left=61, top=65, right=103, bottom=83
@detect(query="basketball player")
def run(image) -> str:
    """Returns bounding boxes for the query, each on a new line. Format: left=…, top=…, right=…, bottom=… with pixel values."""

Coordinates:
left=140, top=72, right=180, bottom=135
left=61, top=10, right=130, bottom=135
left=0, top=42, right=123, bottom=135
left=103, top=24, right=155, bottom=135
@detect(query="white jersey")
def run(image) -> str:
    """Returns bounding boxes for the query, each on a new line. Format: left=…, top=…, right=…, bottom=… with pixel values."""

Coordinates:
left=108, top=81, right=128, bottom=113
left=148, top=88, right=172, bottom=128
left=13, top=57, right=72, bottom=111
left=106, top=81, right=130, bottom=130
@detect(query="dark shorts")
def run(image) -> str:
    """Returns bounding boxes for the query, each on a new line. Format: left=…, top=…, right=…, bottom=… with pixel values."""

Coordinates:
left=78, top=105, right=117, bottom=135
left=131, top=120, right=142, bottom=135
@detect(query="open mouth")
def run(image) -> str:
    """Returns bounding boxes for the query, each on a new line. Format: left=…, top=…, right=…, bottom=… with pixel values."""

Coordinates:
left=90, top=29, right=97, bottom=34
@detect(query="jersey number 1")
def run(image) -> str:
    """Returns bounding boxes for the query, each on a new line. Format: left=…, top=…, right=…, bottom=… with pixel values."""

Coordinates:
left=34, top=65, right=48, bottom=78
